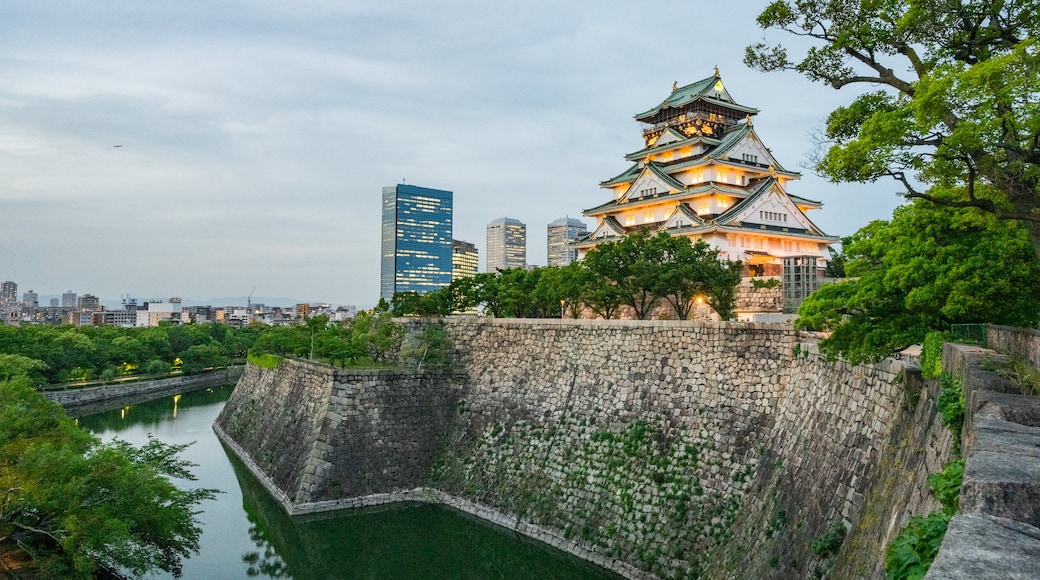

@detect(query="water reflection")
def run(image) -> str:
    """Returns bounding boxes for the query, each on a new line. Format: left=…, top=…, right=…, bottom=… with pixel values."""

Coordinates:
left=79, top=387, right=620, bottom=580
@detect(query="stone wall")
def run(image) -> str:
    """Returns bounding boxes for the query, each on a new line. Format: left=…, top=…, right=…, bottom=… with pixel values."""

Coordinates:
left=986, top=323, right=1040, bottom=369
left=214, top=360, right=464, bottom=510
left=219, top=319, right=935, bottom=579
left=44, top=367, right=243, bottom=414
left=734, top=277, right=783, bottom=314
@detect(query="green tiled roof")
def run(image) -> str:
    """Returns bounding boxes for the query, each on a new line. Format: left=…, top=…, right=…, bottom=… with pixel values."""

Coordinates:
left=635, top=74, right=759, bottom=121
left=624, top=132, right=721, bottom=161
left=600, top=163, right=641, bottom=187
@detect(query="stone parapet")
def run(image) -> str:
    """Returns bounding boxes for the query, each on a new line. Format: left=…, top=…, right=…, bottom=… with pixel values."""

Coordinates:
left=927, top=342, right=1040, bottom=578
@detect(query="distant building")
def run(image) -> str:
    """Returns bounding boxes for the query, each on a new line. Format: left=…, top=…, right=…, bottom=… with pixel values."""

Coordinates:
left=0, top=281, right=16, bottom=305
left=452, top=240, right=479, bottom=281
left=22, top=290, right=38, bottom=308
left=380, top=184, right=454, bottom=301
left=486, top=217, right=526, bottom=272
left=61, top=290, right=77, bottom=307
left=547, top=217, right=588, bottom=266
left=77, top=294, right=100, bottom=311
left=48, top=298, right=59, bottom=307
left=135, top=300, right=184, bottom=327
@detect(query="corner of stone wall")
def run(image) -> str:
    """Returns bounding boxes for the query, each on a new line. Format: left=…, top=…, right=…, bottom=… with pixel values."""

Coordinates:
left=926, top=342, right=1040, bottom=578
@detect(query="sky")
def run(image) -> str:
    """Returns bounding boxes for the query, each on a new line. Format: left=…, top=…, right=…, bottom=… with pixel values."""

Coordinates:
left=1, top=1, right=905, bottom=308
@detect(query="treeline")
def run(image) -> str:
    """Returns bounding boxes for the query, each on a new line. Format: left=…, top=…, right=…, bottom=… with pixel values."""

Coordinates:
left=392, top=229, right=743, bottom=320
left=0, top=322, right=264, bottom=386
left=248, top=312, right=450, bottom=371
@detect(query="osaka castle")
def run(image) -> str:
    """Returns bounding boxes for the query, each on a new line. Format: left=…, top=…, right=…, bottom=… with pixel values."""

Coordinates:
left=575, top=69, right=838, bottom=281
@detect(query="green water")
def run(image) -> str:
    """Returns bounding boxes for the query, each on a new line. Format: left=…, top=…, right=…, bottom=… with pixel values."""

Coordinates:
left=78, top=386, right=620, bottom=579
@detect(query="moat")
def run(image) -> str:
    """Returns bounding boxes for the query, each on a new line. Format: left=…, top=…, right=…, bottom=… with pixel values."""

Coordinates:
left=77, top=385, right=619, bottom=579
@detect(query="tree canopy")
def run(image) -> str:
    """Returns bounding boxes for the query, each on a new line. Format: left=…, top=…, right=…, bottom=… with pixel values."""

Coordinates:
left=746, top=0, right=1040, bottom=258
left=796, top=195, right=1040, bottom=362
left=391, top=229, right=743, bottom=321
left=0, top=374, right=217, bottom=578
left=0, top=322, right=261, bottom=386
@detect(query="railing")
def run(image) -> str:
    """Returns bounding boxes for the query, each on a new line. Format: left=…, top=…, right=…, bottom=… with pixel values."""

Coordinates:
left=951, top=323, right=988, bottom=347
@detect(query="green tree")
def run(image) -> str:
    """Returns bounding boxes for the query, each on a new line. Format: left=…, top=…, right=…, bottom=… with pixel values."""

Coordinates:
left=746, top=1, right=1040, bottom=258
left=398, top=325, right=451, bottom=372
left=796, top=196, right=1040, bottom=363
left=351, top=311, right=403, bottom=363
left=653, top=236, right=741, bottom=320
left=179, top=344, right=228, bottom=375
left=583, top=228, right=667, bottom=320
left=471, top=273, right=505, bottom=317
left=0, top=376, right=217, bottom=578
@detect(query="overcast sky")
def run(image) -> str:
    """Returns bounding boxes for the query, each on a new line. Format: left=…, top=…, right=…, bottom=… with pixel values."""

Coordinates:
left=1, top=1, right=905, bottom=308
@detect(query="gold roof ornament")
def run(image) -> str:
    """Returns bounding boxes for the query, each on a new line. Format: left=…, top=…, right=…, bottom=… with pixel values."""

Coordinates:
left=769, top=165, right=777, bottom=178
left=714, top=65, right=720, bottom=78
left=672, top=80, right=678, bottom=91
left=746, top=114, right=753, bottom=126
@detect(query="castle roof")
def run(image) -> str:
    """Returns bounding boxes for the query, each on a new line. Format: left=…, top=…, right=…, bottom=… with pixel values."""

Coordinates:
left=634, top=73, right=759, bottom=123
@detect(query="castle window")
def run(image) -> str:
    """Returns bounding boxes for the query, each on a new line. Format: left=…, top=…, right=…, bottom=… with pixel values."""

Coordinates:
left=742, top=153, right=759, bottom=164
left=697, top=203, right=710, bottom=215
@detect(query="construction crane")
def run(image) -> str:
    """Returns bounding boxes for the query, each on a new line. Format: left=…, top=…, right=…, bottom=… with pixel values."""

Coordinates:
left=247, top=285, right=255, bottom=324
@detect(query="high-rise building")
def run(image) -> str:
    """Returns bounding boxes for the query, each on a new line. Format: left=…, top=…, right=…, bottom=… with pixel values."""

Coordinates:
left=547, top=217, right=588, bottom=266
left=0, top=281, right=16, bottom=305
left=77, top=294, right=100, bottom=311
left=380, top=184, right=453, bottom=301
left=575, top=69, right=837, bottom=277
left=486, top=217, right=526, bottom=272
left=452, top=240, right=479, bottom=281
left=22, top=290, right=38, bottom=308
left=62, top=290, right=77, bottom=307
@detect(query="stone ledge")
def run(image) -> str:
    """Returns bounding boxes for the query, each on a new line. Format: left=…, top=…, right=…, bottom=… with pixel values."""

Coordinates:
left=927, top=514, right=1040, bottom=579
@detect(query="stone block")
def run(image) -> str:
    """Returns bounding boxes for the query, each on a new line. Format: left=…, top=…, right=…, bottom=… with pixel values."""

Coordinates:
left=926, top=514, right=1040, bottom=580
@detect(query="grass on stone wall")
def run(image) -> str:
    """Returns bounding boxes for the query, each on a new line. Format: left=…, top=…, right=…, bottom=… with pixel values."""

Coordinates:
left=247, top=352, right=284, bottom=369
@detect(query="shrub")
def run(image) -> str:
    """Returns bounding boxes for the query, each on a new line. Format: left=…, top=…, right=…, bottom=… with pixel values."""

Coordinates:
left=810, top=521, right=847, bottom=558
left=885, top=512, right=950, bottom=579
left=928, top=458, right=965, bottom=514
left=920, top=332, right=949, bottom=379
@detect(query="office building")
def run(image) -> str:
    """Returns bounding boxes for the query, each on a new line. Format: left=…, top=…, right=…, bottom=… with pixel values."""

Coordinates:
left=62, top=290, right=77, bottom=307
left=380, top=184, right=453, bottom=301
left=0, top=281, right=16, bottom=305
left=77, top=294, right=100, bottom=311
left=486, top=217, right=526, bottom=272
left=452, top=240, right=479, bottom=281
left=22, top=290, right=38, bottom=308
left=547, top=217, right=588, bottom=266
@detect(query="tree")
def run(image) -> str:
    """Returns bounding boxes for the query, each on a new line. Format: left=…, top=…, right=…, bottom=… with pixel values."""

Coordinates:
left=653, top=236, right=741, bottom=320
left=796, top=196, right=1040, bottom=363
left=0, top=375, right=217, bottom=578
left=179, top=344, right=228, bottom=375
left=746, top=1, right=1040, bottom=258
left=351, top=311, right=403, bottom=363
left=471, top=273, right=505, bottom=317
left=398, top=324, right=451, bottom=372
left=584, top=228, right=667, bottom=320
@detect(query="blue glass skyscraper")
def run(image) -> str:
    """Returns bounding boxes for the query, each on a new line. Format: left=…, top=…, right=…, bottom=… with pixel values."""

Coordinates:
left=380, top=184, right=453, bottom=302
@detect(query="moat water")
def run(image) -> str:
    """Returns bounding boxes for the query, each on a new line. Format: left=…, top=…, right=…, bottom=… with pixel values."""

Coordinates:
left=78, top=385, right=620, bottom=579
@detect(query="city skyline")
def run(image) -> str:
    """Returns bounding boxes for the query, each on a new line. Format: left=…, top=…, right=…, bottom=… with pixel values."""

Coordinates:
left=2, top=2, right=904, bottom=307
